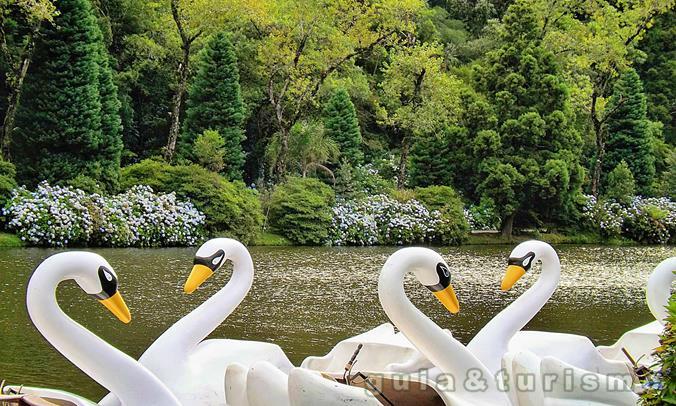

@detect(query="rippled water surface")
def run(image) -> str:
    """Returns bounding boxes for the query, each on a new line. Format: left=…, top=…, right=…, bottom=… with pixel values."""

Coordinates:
left=0, top=245, right=674, bottom=400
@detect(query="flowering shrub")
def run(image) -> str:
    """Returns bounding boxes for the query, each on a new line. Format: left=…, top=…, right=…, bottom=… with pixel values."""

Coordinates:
left=466, top=198, right=501, bottom=231
left=4, top=182, right=205, bottom=247
left=120, top=159, right=262, bottom=245
left=328, top=194, right=466, bottom=246
left=581, top=195, right=676, bottom=244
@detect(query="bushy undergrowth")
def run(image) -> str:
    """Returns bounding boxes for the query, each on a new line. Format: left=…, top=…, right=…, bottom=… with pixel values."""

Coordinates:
left=581, top=195, right=676, bottom=244
left=329, top=194, right=467, bottom=246
left=267, top=177, right=335, bottom=245
left=465, top=198, right=501, bottom=231
left=120, top=159, right=262, bottom=244
left=640, top=292, right=675, bottom=405
left=4, top=182, right=205, bottom=247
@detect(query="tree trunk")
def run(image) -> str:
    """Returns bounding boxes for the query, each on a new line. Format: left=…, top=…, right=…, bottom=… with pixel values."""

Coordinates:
left=590, top=89, right=604, bottom=197
left=590, top=124, right=605, bottom=197
left=397, top=135, right=410, bottom=189
left=501, top=213, right=515, bottom=239
left=165, top=43, right=190, bottom=162
left=274, top=127, right=289, bottom=178
left=1, top=39, right=35, bottom=161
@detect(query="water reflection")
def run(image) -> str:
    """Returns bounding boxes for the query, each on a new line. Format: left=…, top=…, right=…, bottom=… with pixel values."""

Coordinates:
left=0, top=244, right=673, bottom=400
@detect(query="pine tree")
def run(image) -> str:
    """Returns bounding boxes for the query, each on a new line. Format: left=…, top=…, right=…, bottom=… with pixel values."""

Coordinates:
left=12, top=0, right=122, bottom=189
left=180, top=32, right=245, bottom=180
left=604, top=161, right=635, bottom=204
left=472, top=0, right=583, bottom=236
left=323, top=88, right=363, bottom=165
left=95, top=42, right=123, bottom=189
left=637, top=11, right=675, bottom=144
left=603, top=68, right=655, bottom=195
left=409, top=128, right=458, bottom=187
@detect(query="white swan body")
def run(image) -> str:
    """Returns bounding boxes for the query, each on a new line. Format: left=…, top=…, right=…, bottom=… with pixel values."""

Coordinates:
left=1, top=386, right=95, bottom=406
left=288, top=367, right=381, bottom=406
left=301, top=323, right=438, bottom=374
left=468, top=240, right=631, bottom=379
left=227, top=247, right=501, bottom=405
left=21, top=252, right=182, bottom=406
left=597, top=256, right=676, bottom=366
left=100, top=238, right=292, bottom=406
left=502, top=351, right=638, bottom=406
left=378, top=247, right=508, bottom=405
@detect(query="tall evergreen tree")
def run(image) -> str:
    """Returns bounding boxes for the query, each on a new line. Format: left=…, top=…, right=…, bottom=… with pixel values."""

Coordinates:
left=637, top=11, right=675, bottom=145
left=12, top=0, right=122, bottom=189
left=603, top=68, right=655, bottom=195
left=471, top=0, right=583, bottom=236
left=323, top=88, right=363, bottom=165
left=180, top=31, right=245, bottom=180
left=409, top=127, right=459, bottom=187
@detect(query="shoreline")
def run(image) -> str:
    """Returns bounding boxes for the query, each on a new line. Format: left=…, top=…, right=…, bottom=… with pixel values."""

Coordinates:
left=0, top=231, right=660, bottom=249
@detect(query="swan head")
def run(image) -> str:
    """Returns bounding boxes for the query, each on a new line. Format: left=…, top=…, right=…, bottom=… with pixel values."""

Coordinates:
left=66, top=252, right=131, bottom=323
left=501, top=240, right=555, bottom=291
left=387, top=247, right=460, bottom=314
left=184, top=238, right=230, bottom=293
left=424, top=260, right=461, bottom=314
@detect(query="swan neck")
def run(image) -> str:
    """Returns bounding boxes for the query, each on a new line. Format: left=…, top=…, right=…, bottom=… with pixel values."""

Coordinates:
left=153, top=244, right=254, bottom=354
left=468, top=245, right=560, bottom=373
left=378, top=261, right=495, bottom=394
left=26, top=264, right=180, bottom=405
left=646, top=257, right=676, bottom=324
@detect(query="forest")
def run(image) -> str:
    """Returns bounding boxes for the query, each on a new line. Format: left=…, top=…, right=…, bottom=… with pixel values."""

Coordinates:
left=0, top=0, right=674, bottom=247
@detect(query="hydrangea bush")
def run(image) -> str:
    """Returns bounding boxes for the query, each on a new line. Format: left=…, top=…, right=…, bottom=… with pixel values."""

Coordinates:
left=328, top=194, right=466, bottom=246
left=4, top=182, right=205, bottom=247
left=581, top=195, right=676, bottom=244
left=465, top=199, right=501, bottom=231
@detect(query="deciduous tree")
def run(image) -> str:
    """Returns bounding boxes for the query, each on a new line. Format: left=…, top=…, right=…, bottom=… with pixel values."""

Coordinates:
left=252, top=0, right=425, bottom=177
left=0, top=0, right=57, bottom=160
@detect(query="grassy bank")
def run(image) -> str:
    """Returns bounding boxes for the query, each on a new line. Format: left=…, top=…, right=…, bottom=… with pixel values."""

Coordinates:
left=253, top=230, right=639, bottom=247
left=254, top=232, right=293, bottom=246
left=466, top=231, right=635, bottom=246
left=0, top=233, right=23, bottom=247
left=0, top=231, right=645, bottom=248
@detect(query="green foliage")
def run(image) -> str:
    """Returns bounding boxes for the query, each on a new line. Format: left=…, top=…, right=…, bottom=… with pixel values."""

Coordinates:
left=267, top=177, right=335, bottom=245
left=0, top=232, right=23, bottom=247
left=637, top=11, right=675, bottom=145
left=193, top=130, right=226, bottom=172
left=323, top=88, right=363, bottom=165
left=64, top=175, right=104, bottom=195
left=604, top=161, right=635, bottom=204
left=604, top=69, right=655, bottom=195
left=409, top=128, right=457, bottom=188
left=470, top=1, right=583, bottom=232
left=0, top=159, right=17, bottom=209
left=335, top=162, right=394, bottom=199
left=640, top=291, right=676, bottom=405
left=254, top=231, right=293, bottom=246
left=414, top=185, right=469, bottom=244
left=467, top=197, right=501, bottom=230
left=181, top=31, right=245, bottom=180
left=267, top=121, right=339, bottom=180
left=13, top=0, right=122, bottom=190
left=120, top=159, right=263, bottom=244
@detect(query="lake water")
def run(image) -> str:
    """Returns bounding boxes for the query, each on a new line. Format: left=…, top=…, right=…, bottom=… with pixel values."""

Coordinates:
left=0, top=244, right=674, bottom=401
